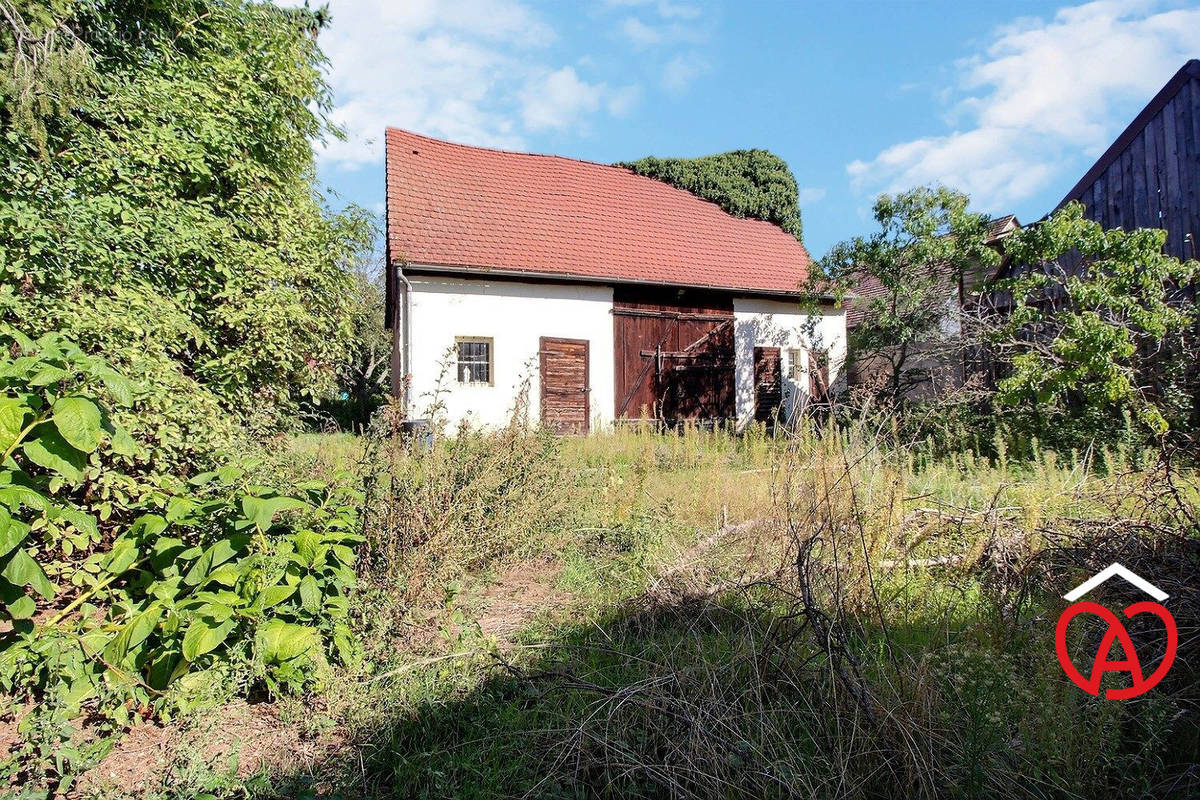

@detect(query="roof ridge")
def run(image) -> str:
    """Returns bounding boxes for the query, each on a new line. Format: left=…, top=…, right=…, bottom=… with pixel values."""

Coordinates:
left=386, top=126, right=636, bottom=174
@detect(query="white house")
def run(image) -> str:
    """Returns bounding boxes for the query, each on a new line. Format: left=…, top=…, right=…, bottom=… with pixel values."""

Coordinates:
left=384, top=128, right=845, bottom=432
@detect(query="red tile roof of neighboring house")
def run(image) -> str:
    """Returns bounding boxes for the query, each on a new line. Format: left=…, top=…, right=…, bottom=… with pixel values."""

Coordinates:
left=385, top=128, right=813, bottom=295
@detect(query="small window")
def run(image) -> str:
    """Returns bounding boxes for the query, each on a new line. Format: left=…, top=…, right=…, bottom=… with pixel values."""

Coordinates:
left=787, top=349, right=805, bottom=382
left=456, top=337, right=493, bottom=385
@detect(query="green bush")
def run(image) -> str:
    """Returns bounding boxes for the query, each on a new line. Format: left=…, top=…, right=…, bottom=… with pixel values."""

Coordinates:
left=0, top=329, right=361, bottom=789
left=0, top=1, right=372, bottom=464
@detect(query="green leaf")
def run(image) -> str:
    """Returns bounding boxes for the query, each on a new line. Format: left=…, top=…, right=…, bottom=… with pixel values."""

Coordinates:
left=257, top=619, right=319, bottom=663
left=0, top=396, right=30, bottom=452
left=105, top=604, right=163, bottom=665
left=104, top=540, right=140, bottom=574
left=0, top=508, right=29, bottom=558
left=7, top=593, right=35, bottom=620
left=109, top=425, right=137, bottom=457
left=293, top=530, right=323, bottom=567
left=29, top=365, right=71, bottom=386
left=22, top=426, right=86, bottom=482
left=96, top=368, right=134, bottom=406
left=188, top=471, right=219, bottom=487
left=257, top=583, right=295, bottom=610
left=332, top=623, right=357, bottom=665
left=52, top=396, right=105, bottom=453
left=1, top=548, right=54, bottom=600
left=53, top=506, right=99, bottom=539
left=298, top=574, right=320, bottom=614
left=181, top=616, right=237, bottom=661
left=0, top=483, right=48, bottom=511
left=241, top=495, right=306, bottom=533
left=183, top=536, right=247, bottom=586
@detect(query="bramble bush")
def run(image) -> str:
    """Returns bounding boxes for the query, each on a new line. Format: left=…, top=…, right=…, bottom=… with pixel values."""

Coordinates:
left=0, top=329, right=361, bottom=790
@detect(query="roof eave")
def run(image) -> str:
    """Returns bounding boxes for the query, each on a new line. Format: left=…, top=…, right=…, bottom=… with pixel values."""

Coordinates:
left=392, top=259, right=840, bottom=305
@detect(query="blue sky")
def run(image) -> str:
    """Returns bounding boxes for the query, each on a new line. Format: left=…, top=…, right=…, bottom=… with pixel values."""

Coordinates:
left=309, top=0, right=1200, bottom=259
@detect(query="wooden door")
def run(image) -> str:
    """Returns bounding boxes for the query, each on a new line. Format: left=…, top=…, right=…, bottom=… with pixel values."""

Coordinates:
left=807, top=348, right=830, bottom=403
left=754, top=347, right=783, bottom=423
left=540, top=337, right=589, bottom=434
left=612, top=286, right=735, bottom=423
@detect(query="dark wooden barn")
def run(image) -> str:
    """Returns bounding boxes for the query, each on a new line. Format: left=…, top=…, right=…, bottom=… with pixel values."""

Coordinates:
left=1056, top=59, right=1200, bottom=262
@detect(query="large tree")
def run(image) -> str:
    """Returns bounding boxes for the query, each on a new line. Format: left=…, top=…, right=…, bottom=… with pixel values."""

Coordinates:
left=811, top=186, right=999, bottom=404
left=993, top=202, right=1197, bottom=445
left=0, top=0, right=370, bottom=467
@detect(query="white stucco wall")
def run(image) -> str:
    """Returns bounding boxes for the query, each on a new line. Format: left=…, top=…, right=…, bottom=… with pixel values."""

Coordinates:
left=732, top=297, right=846, bottom=428
left=405, top=274, right=615, bottom=429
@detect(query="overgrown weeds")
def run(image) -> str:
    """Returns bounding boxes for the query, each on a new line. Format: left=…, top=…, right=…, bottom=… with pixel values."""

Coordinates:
left=325, top=419, right=1198, bottom=799
left=360, top=417, right=577, bottom=602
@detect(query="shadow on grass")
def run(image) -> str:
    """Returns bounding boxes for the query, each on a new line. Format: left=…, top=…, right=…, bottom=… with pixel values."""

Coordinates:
left=262, top=588, right=1199, bottom=800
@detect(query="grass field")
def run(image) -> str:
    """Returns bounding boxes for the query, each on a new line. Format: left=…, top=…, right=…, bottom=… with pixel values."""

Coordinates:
left=66, top=422, right=1198, bottom=799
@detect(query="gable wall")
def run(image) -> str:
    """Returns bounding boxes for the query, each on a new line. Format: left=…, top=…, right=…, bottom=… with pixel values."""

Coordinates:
left=732, top=298, right=846, bottom=427
left=1062, top=71, right=1200, bottom=262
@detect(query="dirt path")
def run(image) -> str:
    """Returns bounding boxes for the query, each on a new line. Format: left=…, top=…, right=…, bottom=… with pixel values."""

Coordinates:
left=470, top=559, right=575, bottom=644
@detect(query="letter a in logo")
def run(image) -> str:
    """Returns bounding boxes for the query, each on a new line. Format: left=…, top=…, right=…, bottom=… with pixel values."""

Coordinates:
left=1054, top=564, right=1177, bottom=700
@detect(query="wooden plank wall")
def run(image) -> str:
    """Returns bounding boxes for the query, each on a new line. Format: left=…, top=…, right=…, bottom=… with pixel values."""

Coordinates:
left=1065, top=72, right=1200, bottom=262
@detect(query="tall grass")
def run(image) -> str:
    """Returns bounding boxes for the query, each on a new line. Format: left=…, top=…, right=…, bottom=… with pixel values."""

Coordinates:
left=270, top=419, right=1197, bottom=799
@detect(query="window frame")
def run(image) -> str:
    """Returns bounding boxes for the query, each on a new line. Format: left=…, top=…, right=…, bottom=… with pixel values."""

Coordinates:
left=787, top=348, right=805, bottom=383
left=455, top=336, right=494, bottom=386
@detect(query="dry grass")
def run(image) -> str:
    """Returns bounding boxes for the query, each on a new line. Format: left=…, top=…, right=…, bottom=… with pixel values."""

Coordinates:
left=211, top=420, right=1199, bottom=800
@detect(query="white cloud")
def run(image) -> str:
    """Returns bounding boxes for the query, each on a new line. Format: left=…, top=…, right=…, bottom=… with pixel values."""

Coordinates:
left=661, top=53, right=707, bottom=91
left=519, top=67, right=638, bottom=131
left=621, top=17, right=663, bottom=46
left=305, top=0, right=641, bottom=169
left=796, top=186, right=827, bottom=206
left=848, top=0, right=1200, bottom=210
left=611, top=0, right=708, bottom=48
left=605, top=0, right=702, bottom=20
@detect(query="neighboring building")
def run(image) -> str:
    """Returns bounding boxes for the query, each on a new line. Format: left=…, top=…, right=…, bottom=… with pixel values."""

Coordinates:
left=845, top=214, right=1019, bottom=398
left=1054, top=59, right=1199, bottom=263
left=383, top=129, right=844, bottom=432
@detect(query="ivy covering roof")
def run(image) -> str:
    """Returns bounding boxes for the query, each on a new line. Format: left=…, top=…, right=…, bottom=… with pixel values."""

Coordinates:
left=617, top=150, right=805, bottom=243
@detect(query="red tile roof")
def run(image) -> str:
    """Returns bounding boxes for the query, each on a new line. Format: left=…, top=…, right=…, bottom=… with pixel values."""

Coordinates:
left=385, top=129, right=813, bottom=294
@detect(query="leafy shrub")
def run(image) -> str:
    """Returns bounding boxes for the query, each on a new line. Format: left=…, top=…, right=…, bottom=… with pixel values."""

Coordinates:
left=0, top=1, right=372, bottom=463
left=618, top=150, right=806, bottom=242
left=993, top=203, right=1198, bottom=447
left=0, top=330, right=361, bottom=789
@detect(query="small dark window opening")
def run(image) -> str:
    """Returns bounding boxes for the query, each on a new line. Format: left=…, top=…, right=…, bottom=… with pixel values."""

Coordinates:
left=456, top=338, right=493, bottom=385
left=808, top=349, right=830, bottom=402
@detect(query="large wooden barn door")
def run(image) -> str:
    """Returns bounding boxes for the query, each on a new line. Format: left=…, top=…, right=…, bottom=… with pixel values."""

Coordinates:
left=754, top=346, right=783, bottom=423
left=613, top=287, right=735, bottom=424
left=540, top=337, right=589, bottom=434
